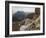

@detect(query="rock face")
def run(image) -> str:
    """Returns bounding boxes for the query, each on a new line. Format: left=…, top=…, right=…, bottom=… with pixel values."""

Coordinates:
left=12, top=11, right=25, bottom=21
left=20, top=18, right=32, bottom=31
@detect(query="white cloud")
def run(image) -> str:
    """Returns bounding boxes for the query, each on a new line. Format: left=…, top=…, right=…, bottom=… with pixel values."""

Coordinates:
left=12, top=6, right=35, bottom=14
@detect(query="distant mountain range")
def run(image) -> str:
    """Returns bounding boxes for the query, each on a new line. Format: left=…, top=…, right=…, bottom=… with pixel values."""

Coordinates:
left=12, top=11, right=34, bottom=21
left=12, top=11, right=25, bottom=21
